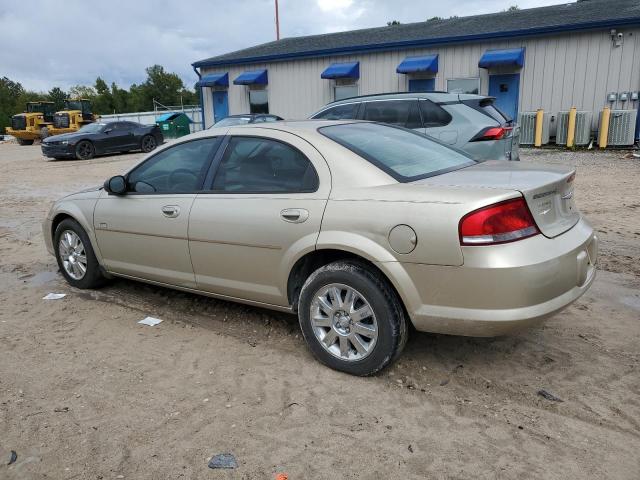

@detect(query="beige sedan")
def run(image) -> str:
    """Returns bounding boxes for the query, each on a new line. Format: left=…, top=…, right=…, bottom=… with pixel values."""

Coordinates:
left=43, top=121, right=597, bottom=375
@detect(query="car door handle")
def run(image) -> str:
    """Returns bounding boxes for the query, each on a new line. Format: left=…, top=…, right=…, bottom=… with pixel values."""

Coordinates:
left=161, top=205, right=180, bottom=218
left=280, top=208, right=309, bottom=223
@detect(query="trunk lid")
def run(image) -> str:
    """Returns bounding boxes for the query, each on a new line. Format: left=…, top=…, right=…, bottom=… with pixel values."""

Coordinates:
left=414, top=161, right=580, bottom=238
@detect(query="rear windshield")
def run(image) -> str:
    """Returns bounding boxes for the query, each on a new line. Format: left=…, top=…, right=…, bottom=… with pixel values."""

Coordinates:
left=320, top=123, right=475, bottom=182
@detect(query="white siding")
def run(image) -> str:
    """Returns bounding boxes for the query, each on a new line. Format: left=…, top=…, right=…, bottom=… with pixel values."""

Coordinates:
left=200, top=28, right=640, bottom=131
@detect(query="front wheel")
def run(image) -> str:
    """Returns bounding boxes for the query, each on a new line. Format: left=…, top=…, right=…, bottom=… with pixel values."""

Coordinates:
left=54, top=218, right=107, bottom=289
left=75, top=140, right=95, bottom=160
left=140, top=134, right=157, bottom=153
left=298, top=261, right=408, bottom=376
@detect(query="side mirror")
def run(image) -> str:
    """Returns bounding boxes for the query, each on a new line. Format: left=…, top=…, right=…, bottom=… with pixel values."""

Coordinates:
left=104, top=175, right=127, bottom=195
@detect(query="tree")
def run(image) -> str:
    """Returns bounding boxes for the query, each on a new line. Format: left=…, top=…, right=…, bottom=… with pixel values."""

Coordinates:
left=505, top=5, right=519, bottom=11
left=387, top=20, right=401, bottom=26
left=68, top=84, right=97, bottom=99
left=0, top=77, right=25, bottom=132
left=48, top=87, right=67, bottom=111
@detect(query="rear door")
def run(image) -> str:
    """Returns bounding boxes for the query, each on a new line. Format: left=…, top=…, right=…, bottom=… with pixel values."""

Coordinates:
left=188, top=129, right=331, bottom=306
left=419, top=100, right=457, bottom=145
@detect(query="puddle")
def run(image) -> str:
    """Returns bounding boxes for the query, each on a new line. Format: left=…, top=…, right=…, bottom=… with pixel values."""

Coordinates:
left=28, top=271, right=59, bottom=287
left=619, top=295, right=640, bottom=311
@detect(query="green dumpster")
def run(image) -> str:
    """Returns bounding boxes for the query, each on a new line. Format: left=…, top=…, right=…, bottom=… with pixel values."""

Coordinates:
left=155, top=112, right=192, bottom=139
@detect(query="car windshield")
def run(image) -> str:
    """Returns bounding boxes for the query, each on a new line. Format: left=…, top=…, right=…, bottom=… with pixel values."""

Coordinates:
left=212, top=116, right=252, bottom=127
left=320, top=122, right=476, bottom=182
left=78, top=123, right=105, bottom=133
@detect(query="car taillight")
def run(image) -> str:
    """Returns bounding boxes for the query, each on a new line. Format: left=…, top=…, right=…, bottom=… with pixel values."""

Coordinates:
left=459, top=198, right=539, bottom=246
left=471, top=126, right=513, bottom=141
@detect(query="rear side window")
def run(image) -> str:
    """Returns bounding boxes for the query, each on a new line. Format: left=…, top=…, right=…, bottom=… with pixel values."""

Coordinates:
left=320, top=123, right=474, bottom=182
left=362, top=100, right=422, bottom=129
left=212, top=137, right=319, bottom=193
left=419, top=100, right=452, bottom=127
left=313, top=103, right=359, bottom=120
left=463, top=99, right=510, bottom=123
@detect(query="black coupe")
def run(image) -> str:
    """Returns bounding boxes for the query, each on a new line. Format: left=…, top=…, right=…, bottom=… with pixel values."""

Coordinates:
left=41, top=121, right=164, bottom=160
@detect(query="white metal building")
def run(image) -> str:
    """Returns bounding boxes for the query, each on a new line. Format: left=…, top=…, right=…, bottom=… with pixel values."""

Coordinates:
left=193, top=0, right=640, bottom=143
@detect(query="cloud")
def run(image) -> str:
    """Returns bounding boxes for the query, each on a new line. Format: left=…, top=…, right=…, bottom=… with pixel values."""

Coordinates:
left=0, top=0, right=566, bottom=92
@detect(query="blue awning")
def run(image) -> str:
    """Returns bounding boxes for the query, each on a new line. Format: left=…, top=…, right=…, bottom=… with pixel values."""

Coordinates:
left=233, top=69, right=268, bottom=85
left=321, top=62, right=360, bottom=79
left=396, top=54, right=438, bottom=74
left=478, top=48, right=525, bottom=69
left=196, top=72, right=229, bottom=87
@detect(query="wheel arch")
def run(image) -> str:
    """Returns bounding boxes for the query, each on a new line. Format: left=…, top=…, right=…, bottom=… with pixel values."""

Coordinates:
left=50, top=205, right=104, bottom=266
left=286, top=248, right=409, bottom=318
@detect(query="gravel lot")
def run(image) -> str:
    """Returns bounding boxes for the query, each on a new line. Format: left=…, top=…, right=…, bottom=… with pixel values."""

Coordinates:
left=1, top=142, right=639, bottom=479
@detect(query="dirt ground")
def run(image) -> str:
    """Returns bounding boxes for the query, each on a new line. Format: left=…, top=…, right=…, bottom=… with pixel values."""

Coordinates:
left=0, top=142, right=638, bottom=480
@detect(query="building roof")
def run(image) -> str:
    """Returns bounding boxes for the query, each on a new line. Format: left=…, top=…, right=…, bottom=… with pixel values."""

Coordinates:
left=193, top=0, right=640, bottom=68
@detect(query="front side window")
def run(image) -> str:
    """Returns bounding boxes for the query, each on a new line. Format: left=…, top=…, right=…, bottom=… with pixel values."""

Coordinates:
left=212, top=137, right=318, bottom=193
left=313, top=103, right=359, bottom=120
left=320, top=123, right=475, bottom=182
left=249, top=89, right=269, bottom=114
left=447, top=78, right=480, bottom=95
left=127, top=138, right=219, bottom=193
left=362, top=100, right=422, bottom=129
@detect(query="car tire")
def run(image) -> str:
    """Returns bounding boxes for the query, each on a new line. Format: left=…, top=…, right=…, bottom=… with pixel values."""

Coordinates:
left=75, top=140, right=95, bottom=160
left=140, top=135, right=157, bottom=153
left=17, top=138, right=34, bottom=146
left=54, top=218, right=107, bottom=289
left=298, top=260, right=408, bottom=376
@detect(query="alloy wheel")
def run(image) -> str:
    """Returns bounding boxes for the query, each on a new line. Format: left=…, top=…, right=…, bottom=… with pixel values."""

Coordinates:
left=76, top=141, right=93, bottom=159
left=142, top=136, right=156, bottom=152
left=309, top=283, right=378, bottom=361
left=58, top=230, right=87, bottom=280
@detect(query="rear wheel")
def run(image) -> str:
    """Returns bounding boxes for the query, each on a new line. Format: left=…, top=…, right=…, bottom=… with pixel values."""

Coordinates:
left=17, top=138, right=34, bottom=146
left=75, top=140, right=95, bottom=160
left=298, top=261, right=408, bottom=376
left=141, top=135, right=157, bottom=153
left=54, top=218, right=106, bottom=289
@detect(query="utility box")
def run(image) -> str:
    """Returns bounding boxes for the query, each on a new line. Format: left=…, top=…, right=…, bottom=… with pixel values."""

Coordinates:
left=155, top=112, right=192, bottom=139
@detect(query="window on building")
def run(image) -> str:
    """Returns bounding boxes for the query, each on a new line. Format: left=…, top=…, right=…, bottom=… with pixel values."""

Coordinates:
left=249, top=88, right=269, bottom=114
left=334, top=83, right=358, bottom=101
left=419, top=100, right=452, bottom=127
left=362, top=100, right=422, bottom=129
left=447, top=78, right=480, bottom=95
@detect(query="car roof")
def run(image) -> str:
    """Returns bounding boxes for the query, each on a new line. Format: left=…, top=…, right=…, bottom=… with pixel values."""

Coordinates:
left=324, top=91, right=487, bottom=106
left=207, top=119, right=356, bottom=135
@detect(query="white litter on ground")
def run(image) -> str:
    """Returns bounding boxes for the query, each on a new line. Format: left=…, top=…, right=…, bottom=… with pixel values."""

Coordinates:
left=138, top=316, right=163, bottom=326
left=42, top=293, right=66, bottom=300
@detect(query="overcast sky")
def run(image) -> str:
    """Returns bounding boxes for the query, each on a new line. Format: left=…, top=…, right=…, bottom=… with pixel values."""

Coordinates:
left=1, top=0, right=566, bottom=92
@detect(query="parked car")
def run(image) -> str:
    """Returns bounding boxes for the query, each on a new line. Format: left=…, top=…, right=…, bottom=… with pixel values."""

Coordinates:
left=43, top=120, right=596, bottom=376
left=211, top=114, right=283, bottom=128
left=310, top=92, right=519, bottom=161
left=41, top=121, right=163, bottom=160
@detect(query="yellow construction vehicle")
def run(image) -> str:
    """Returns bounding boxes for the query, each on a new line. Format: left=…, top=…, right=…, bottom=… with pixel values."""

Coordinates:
left=5, top=102, right=56, bottom=145
left=45, top=99, right=96, bottom=137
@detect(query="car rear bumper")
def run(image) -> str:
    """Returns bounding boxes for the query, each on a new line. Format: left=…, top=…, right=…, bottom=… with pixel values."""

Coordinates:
left=41, top=143, right=74, bottom=158
left=382, top=217, right=597, bottom=336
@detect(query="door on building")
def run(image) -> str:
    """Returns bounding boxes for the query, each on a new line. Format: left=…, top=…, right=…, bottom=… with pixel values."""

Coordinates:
left=408, top=78, right=435, bottom=92
left=212, top=90, right=229, bottom=123
left=488, top=74, right=520, bottom=120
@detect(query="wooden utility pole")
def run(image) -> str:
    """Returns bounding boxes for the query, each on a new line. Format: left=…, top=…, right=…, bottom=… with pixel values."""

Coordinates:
left=275, top=0, right=280, bottom=40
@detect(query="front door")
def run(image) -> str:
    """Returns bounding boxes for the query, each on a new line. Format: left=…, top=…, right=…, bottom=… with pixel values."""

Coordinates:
left=408, top=78, right=435, bottom=92
left=212, top=90, right=229, bottom=123
left=94, top=137, right=220, bottom=287
left=188, top=129, right=331, bottom=307
left=488, top=74, right=520, bottom=120
left=101, top=122, right=136, bottom=152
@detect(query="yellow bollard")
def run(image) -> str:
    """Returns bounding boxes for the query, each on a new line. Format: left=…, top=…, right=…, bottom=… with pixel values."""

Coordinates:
left=599, top=107, right=610, bottom=149
left=534, top=109, right=544, bottom=147
left=566, top=107, right=577, bottom=148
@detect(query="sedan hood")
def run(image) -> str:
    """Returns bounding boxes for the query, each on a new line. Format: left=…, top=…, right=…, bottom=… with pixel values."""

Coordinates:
left=43, top=132, right=85, bottom=143
left=414, top=161, right=580, bottom=238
